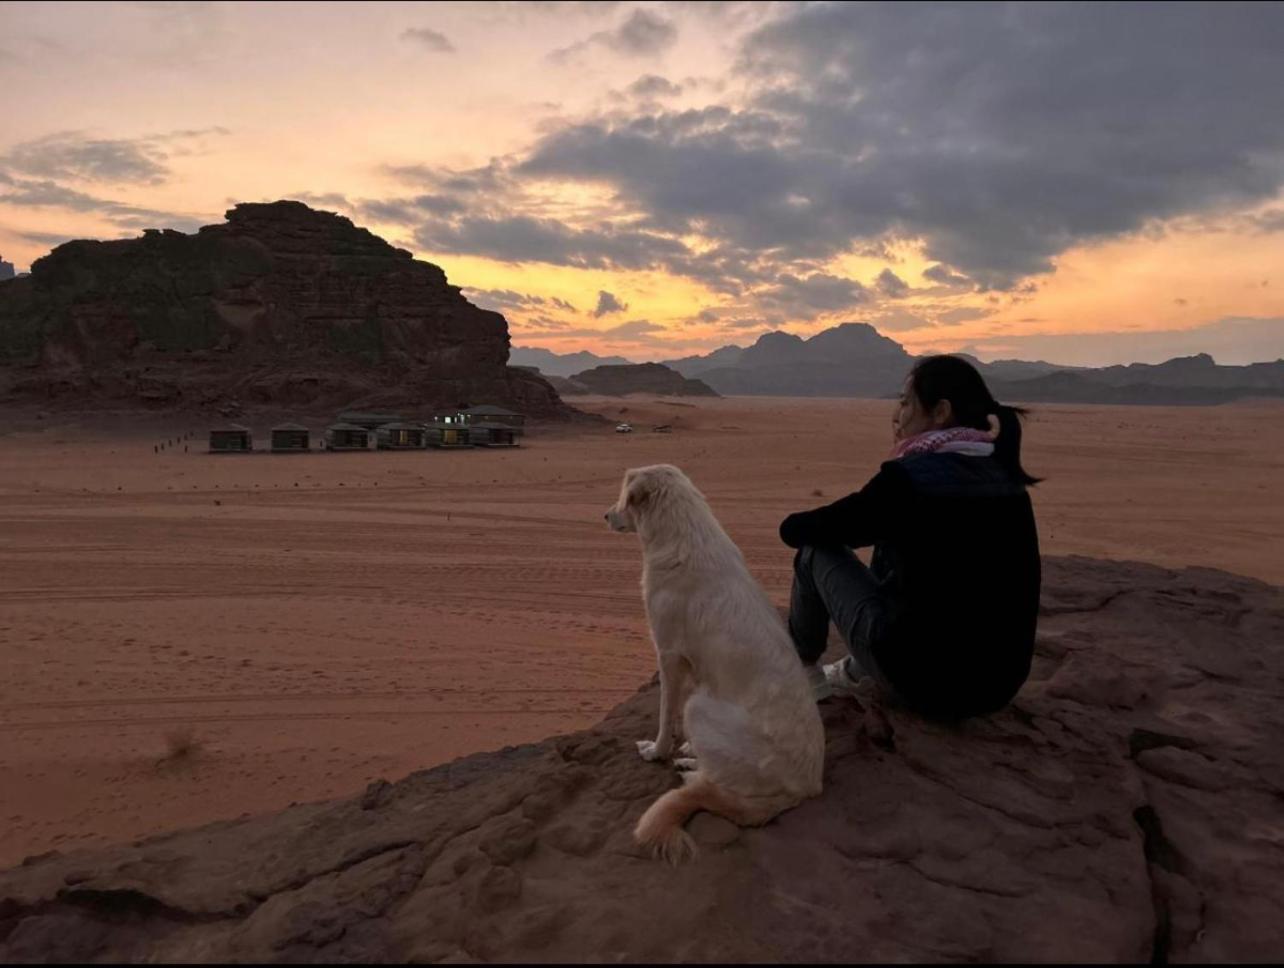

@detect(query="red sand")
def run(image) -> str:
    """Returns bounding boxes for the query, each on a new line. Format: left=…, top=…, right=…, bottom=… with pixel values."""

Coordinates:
left=0, top=395, right=1280, bottom=868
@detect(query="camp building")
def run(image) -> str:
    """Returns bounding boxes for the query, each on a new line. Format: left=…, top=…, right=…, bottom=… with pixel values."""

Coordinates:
left=325, top=422, right=372, bottom=451
left=271, top=423, right=310, bottom=452
left=209, top=424, right=252, bottom=453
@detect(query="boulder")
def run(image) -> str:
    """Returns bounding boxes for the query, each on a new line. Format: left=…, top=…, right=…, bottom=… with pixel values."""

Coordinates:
left=1, top=556, right=1281, bottom=962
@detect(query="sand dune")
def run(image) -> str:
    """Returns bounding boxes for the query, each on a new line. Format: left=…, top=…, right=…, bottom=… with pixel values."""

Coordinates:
left=0, top=395, right=1280, bottom=867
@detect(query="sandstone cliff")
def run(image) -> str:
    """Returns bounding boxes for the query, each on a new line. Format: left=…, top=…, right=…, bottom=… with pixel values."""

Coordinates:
left=0, top=202, right=568, bottom=416
left=1, top=556, right=1281, bottom=962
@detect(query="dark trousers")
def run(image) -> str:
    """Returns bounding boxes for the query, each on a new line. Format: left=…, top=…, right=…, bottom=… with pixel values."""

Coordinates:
left=788, top=545, right=892, bottom=689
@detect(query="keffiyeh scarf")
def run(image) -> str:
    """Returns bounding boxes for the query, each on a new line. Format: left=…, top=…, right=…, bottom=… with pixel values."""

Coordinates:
left=890, top=426, right=995, bottom=460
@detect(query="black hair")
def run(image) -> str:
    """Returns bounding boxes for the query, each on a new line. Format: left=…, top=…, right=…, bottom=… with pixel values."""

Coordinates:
left=908, top=355, right=1042, bottom=486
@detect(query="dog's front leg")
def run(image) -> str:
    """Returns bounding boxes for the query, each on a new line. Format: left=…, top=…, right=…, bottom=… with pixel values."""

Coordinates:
left=638, top=653, right=688, bottom=762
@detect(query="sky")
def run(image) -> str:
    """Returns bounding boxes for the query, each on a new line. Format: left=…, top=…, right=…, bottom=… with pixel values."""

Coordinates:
left=1, top=0, right=1283, bottom=366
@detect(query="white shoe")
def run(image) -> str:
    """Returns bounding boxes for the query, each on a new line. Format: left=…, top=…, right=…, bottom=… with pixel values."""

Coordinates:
left=808, top=658, right=865, bottom=702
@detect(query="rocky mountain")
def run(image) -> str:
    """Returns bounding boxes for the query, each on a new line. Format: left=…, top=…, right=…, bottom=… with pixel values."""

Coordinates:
left=0, top=202, right=569, bottom=416
left=659, top=325, right=1284, bottom=404
left=508, top=346, right=633, bottom=377
left=1, top=556, right=1280, bottom=962
left=667, top=323, right=913, bottom=398
left=559, top=362, right=719, bottom=397
left=661, top=343, right=745, bottom=377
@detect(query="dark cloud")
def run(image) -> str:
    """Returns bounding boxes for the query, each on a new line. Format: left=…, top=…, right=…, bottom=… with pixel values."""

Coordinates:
left=1251, top=208, right=1284, bottom=232
left=412, top=213, right=688, bottom=271
left=922, top=264, right=972, bottom=288
left=593, top=290, right=628, bottom=317
left=14, top=229, right=78, bottom=248
left=0, top=175, right=204, bottom=232
left=875, top=267, right=909, bottom=298
left=2, top=132, right=168, bottom=185
left=627, top=74, right=683, bottom=100
left=358, top=194, right=464, bottom=225
left=463, top=287, right=576, bottom=314
left=400, top=27, right=455, bottom=53
left=550, top=9, right=678, bottom=63
left=759, top=272, right=870, bottom=319
left=520, top=3, right=1284, bottom=290
left=0, top=128, right=228, bottom=186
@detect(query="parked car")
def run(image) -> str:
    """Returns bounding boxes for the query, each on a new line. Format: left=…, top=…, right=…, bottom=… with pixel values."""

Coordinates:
left=615, top=422, right=633, bottom=433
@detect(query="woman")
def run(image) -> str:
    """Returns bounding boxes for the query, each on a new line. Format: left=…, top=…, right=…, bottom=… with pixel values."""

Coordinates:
left=780, top=355, right=1041, bottom=720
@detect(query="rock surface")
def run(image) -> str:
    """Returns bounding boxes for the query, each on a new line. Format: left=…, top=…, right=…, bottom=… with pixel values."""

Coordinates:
left=0, top=201, right=569, bottom=416
left=1, top=556, right=1281, bottom=963
left=562, top=362, right=719, bottom=397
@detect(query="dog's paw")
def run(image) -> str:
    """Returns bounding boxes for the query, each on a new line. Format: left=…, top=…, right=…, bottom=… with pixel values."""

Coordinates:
left=674, top=757, right=699, bottom=771
left=677, top=740, right=693, bottom=757
left=636, top=739, right=671, bottom=762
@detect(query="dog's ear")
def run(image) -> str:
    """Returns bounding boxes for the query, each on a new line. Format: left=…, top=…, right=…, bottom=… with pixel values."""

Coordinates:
left=625, top=470, right=652, bottom=510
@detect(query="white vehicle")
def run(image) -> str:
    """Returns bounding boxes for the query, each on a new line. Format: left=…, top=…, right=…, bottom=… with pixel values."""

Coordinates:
left=615, top=422, right=634, bottom=433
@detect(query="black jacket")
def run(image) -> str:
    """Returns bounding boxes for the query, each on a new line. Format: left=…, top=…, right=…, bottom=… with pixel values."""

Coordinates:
left=780, top=452, right=1041, bottom=718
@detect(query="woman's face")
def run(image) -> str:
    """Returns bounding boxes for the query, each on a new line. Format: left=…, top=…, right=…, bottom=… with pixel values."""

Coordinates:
left=892, top=377, right=950, bottom=441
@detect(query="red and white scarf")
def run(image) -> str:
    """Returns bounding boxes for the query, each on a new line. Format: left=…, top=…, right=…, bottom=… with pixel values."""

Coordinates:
left=890, top=426, right=995, bottom=460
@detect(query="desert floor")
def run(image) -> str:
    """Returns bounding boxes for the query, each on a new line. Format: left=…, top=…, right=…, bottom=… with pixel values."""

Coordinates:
left=0, top=395, right=1280, bottom=867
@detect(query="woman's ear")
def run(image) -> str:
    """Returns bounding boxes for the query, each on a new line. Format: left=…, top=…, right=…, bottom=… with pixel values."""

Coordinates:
left=932, top=398, right=954, bottom=428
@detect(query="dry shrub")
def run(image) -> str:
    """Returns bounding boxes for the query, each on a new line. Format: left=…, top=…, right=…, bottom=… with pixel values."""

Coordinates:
left=159, top=725, right=204, bottom=766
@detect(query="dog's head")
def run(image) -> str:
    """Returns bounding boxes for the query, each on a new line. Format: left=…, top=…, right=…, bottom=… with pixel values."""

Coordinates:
left=605, top=464, right=689, bottom=533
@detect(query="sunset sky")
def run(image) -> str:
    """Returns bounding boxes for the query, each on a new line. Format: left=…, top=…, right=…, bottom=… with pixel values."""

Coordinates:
left=2, top=1, right=1282, bottom=365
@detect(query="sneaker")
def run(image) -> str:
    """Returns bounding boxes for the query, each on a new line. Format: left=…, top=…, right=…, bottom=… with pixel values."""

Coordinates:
left=805, top=662, right=831, bottom=701
left=809, top=657, right=866, bottom=702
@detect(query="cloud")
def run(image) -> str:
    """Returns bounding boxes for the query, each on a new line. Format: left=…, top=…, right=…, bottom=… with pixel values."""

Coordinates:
left=550, top=9, right=678, bottom=64
left=875, top=267, right=909, bottom=298
left=962, top=316, right=1284, bottom=367
left=759, top=272, right=870, bottom=319
left=922, top=264, right=972, bottom=288
left=593, top=289, right=628, bottom=317
left=530, top=318, right=668, bottom=342
left=869, top=308, right=933, bottom=333
left=463, top=287, right=576, bottom=314
left=291, top=191, right=350, bottom=209
left=627, top=74, right=683, bottom=99
left=359, top=194, right=464, bottom=225
left=937, top=306, right=993, bottom=326
left=400, top=27, right=455, bottom=53
left=520, top=3, right=1284, bottom=291
left=412, top=213, right=688, bottom=270
left=0, top=128, right=228, bottom=186
left=0, top=175, right=206, bottom=233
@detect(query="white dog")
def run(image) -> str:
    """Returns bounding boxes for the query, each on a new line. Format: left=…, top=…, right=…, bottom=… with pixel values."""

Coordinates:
left=606, top=464, right=825, bottom=863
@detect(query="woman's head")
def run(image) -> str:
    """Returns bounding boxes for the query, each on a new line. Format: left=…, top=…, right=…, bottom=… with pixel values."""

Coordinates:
left=899, top=355, right=1042, bottom=486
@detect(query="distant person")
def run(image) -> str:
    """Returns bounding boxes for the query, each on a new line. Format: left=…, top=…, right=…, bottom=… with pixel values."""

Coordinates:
left=781, top=355, right=1041, bottom=719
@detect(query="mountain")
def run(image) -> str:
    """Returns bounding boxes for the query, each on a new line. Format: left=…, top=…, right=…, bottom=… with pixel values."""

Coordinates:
left=0, top=201, right=568, bottom=416
left=562, top=362, right=719, bottom=397
left=662, top=343, right=745, bottom=377
left=656, top=324, right=1283, bottom=404
left=664, top=322, right=913, bottom=397
left=508, top=346, right=633, bottom=377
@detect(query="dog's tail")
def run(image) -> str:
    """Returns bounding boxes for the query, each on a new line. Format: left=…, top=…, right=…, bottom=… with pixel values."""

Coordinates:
left=635, top=772, right=788, bottom=865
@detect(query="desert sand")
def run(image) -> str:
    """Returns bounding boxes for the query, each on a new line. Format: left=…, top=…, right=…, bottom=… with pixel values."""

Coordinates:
left=1, top=394, right=1281, bottom=869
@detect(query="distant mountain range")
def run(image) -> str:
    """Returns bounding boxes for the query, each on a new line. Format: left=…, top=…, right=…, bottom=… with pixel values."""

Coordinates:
left=509, top=346, right=632, bottom=377
left=516, top=322, right=1284, bottom=405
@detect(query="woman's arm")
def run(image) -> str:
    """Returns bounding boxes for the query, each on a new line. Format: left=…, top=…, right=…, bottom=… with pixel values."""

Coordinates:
left=779, top=463, right=906, bottom=549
